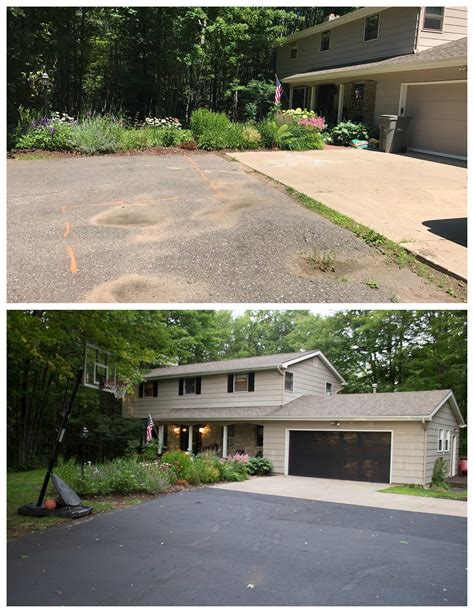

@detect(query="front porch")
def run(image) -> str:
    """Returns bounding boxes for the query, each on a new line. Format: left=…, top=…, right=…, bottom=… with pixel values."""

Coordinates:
left=288, top=79, right=377, bottom=126
left=155, top=422, right=264, bottom=458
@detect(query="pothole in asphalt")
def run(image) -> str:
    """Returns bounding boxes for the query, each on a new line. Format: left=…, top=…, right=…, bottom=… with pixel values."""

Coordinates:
left=84, top=274, right=205, bottom=303
left=295, top=251, right=376, bottom=278
left=91, top=205, right=160, bottom=227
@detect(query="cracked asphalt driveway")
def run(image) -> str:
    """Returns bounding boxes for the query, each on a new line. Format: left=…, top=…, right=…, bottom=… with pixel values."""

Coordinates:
left=7, top=488, right=467, bottom=606
left=7, top=152, right=461, bottom=303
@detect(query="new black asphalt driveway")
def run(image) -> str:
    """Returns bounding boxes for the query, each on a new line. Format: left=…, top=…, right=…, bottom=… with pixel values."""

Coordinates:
left=7, top=153, right=460, bottom=303
left=8, top=487, right=467, bottom=606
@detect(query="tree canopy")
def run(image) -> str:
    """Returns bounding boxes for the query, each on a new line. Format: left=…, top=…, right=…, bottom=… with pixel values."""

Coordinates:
left=7, top=6, right=356, bottom=126
left=7, top=309, right=466, bottom=468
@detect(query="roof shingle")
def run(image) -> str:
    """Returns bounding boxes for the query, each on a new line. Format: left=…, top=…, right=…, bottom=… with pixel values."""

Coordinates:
left=144, top=390, right=456, bottom=422
left=145, top=351, right=318, bottom=379
left=283, top=37, right=467, bottom=82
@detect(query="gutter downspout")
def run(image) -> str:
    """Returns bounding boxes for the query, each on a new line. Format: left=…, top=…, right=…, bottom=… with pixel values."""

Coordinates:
left=277, top=365, right=286, bottom=406
left=421, top=417, right=427, bottom=486
left=414, top=8, right=421, bottom=53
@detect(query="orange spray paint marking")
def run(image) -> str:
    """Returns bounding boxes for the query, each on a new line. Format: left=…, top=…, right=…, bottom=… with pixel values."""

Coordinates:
left=64, top=222, right=72, bottom=240
left=66, top=245, right=78, bottom=273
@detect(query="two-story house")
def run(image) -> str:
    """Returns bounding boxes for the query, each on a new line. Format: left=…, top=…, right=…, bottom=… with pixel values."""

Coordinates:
left=123, top=350, right=465, bottom=486
left=276, top=6, right=467, bottom=159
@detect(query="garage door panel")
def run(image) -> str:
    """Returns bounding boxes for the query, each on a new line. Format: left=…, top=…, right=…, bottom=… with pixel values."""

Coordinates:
left=288, top=430, right=391, bottom=483
left=404, top=82, right=467, bottom=158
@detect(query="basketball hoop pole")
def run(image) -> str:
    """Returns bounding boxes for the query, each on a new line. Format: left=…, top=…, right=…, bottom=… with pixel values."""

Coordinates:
left=36, top=368, right=84, bottom=507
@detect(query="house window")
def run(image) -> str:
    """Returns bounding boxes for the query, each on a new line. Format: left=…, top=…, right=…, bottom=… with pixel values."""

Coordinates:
left=320, top=30, right=331, bottom=52
left=444, top=430, right=450, bottom=452
left=184, top=378, right=196, bottom=395
left=290, top=43, right=298, bottom=59
left=325, top=382, right=333, bottom=395
left=423, top=7, right=444, bottom=31
left=139, top=381, right=158, bottom=398
left=256, top=425, right=264, bottom=447
left=438, top=429, right=445, bottom=452
left=234, top=373, right=248, bottom=392
left=353, top=83, right=365, bottom=100
left=285, top=371, right=294, bottom=391
left=364, top=14, right=379, bottom=41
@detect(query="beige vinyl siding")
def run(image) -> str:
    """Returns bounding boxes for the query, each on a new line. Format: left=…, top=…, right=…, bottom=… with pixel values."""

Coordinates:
left=417, top=7, right=467, bottom=51
left=425, top=401, right=460, bottom=481
left=123, top=369, right=283, bottom=419
left=373, top=65, right=465, bottom=122
left=276, top=7, right=418, bottom=80
left=263, top=420, right=425, bottom=484
left=284, top=357, right=343, bottom=403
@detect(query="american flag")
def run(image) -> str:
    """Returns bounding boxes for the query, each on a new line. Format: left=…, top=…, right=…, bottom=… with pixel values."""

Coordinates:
left=146, top=414, right=155, bottom=443
left=275, top=76, right=284, bottom=105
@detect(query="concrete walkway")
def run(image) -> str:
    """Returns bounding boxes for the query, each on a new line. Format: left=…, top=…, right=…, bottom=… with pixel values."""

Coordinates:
left=212, top=475, right=467, bottom=517
left=228, top=149, right=467, bottom=280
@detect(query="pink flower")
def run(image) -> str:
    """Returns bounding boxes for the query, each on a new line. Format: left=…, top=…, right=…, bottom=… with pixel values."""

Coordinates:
left=298, top=116, right=327, bottom=131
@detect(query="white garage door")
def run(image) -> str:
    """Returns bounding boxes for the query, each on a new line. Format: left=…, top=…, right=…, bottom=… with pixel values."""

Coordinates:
left=404, top=82, right=467, bottom=159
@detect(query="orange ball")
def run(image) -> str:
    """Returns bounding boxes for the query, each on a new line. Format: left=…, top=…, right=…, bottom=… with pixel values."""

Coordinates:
left=44, top=498, right=57, bottom=510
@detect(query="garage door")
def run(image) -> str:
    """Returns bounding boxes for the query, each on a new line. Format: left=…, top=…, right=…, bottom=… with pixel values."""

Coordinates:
left=404, top=82, right=467, bottom=159
left=288, top=430, right=391, bottom=483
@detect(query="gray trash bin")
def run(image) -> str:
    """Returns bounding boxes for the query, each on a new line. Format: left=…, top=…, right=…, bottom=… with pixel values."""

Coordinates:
left=378, top=115, right=411, bottom=153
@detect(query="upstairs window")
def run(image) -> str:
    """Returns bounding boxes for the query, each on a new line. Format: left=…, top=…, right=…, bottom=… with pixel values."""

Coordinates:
left=285, top=371, right=294, bottom=391
left=178, top=377, right=202, bottom=395
left=320, top=30, right=331, bottom=52
left=290, top=43, right=298, bottom=59
left=234, top=373, right=248, bottom=392
left=227, top=372, right=255, bottom=393
left=364, top=14, right=379, bottom=41
left=325, top=382, right=333, bottom=395
left=423, top=7, right=444, bottom=31
left=184, top=378, right=196, bottom=395
left=139, top=381, right=158, bottom=398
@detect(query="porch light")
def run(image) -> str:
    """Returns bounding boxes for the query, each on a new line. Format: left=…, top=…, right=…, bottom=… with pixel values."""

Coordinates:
left=173, top=426, right=180, bottom=434
left=199, top=427, right=207, bottom=434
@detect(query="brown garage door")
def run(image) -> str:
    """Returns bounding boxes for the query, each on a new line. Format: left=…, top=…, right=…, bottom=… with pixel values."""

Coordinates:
left=288, top=430, right=391, bottom=483
left=404, top=82, right=467, bottom=159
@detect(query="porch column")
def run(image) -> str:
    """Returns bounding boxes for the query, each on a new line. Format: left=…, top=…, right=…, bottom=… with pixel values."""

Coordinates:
left=289, top=87, right=294, bottom=109
left=158, top=425, right=164, bottom=454
left=310, top=86, right=316, bottom=111
left=187, top=425, right=193, bottom=454
left=222, top=425, right=228, bottom=458
left=337, top=83, right=345, bottom=123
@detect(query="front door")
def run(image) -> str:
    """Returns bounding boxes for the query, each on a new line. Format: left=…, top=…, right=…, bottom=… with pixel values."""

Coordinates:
left=318, top=84, right=337, bottom=124
left=179, top=425, right=203, bottom=453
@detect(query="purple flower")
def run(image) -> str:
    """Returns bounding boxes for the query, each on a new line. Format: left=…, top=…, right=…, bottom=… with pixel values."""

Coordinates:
left=31, top=116, right=52, bottom=129
left=49, top=127, right=56, bottom=135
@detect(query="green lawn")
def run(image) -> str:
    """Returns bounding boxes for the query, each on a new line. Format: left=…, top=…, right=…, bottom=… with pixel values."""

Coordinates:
left=7, top=469, right=148, bottom=540
left=379, top=484, right=467, bottom=501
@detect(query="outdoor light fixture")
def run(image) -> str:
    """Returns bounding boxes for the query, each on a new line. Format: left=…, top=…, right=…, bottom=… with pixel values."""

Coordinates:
left=173, top=426, right=180, bottom=434
left=199, top=427, right=206, bottom=434
left=81, top=426, right=89, bottom=439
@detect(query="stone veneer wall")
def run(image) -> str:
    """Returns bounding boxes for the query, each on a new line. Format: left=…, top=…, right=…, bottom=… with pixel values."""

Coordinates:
left=342, top=80, right=377, bottom=124
left=162, top=423, right=262, bottom=456
left=227, top=424, right=262, bottom=457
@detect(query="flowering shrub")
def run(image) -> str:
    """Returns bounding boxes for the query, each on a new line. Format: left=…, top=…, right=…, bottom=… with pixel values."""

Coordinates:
left=144, top=116, right=182, bottom=129
left=225, top=452, right=249, bottom=463
left=297, top=116, right=327, bottom=131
